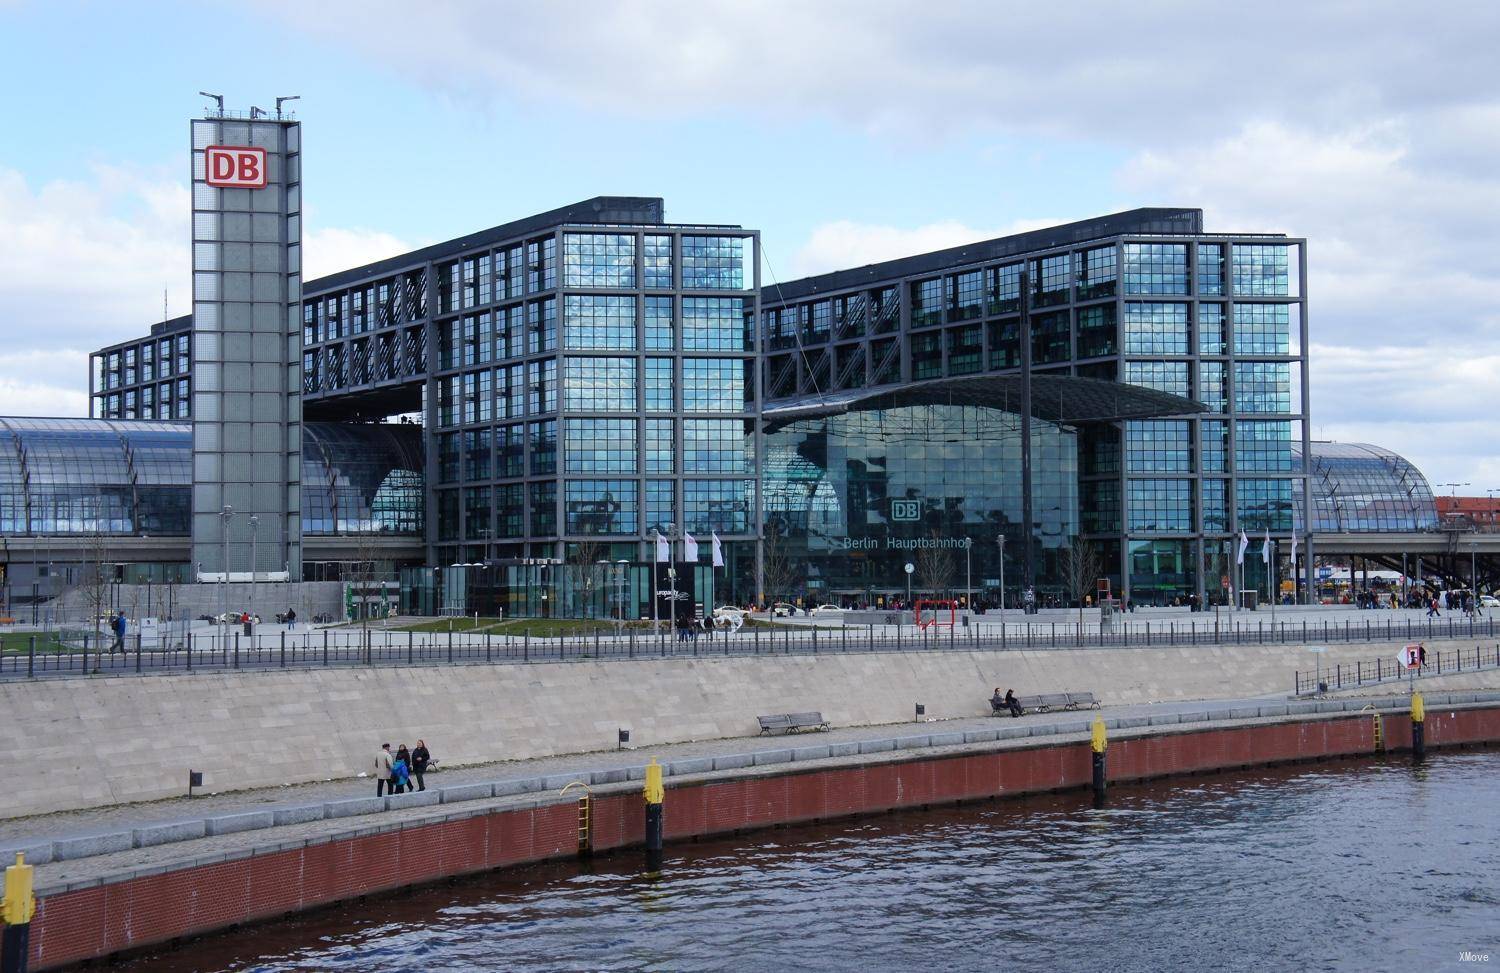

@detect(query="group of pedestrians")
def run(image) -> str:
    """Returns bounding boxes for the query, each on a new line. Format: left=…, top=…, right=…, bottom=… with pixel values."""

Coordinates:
left=374, top=740, right=432, bottom=797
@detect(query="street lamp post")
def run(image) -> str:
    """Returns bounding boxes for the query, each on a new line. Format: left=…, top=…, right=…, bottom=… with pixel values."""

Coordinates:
left=996, top=533, right=1007, bottom=623
left=964, top=537, right=972, bottom=615
left=248, top=514, right=259, bottom=628
left=218, top=505, right=234, bottom=651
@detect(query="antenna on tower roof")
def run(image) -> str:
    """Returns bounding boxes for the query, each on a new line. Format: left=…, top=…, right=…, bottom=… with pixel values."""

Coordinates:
left=197, top=90, right=224, bottom=115
left=163, top=285, right=168, bottom=323
left=275, top=95, right=301, bottom=119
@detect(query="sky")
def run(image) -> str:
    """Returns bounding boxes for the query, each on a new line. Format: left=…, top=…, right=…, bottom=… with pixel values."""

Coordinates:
left=1, top=0, right=1498, bottom=492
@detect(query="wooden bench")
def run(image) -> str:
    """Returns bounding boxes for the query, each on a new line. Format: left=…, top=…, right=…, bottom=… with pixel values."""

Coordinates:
left=990, top=692, right=1101, bottom=716
left=758, top=711, right=830, bottom=734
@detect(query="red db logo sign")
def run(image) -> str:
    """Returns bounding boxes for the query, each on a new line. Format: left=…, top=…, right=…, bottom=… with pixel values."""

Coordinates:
left=205, top=146, right=268, bottom=188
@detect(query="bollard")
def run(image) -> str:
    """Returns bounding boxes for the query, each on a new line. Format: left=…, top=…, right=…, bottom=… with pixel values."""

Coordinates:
left=1090, top=715, right=1108, bottom=804
left=644, top=757, right=665, bottom=872
left=1410, top=690, right=1425, bottom=761
left=1, top=852, right=36, bottom=973
left=26, top=636, right=34, bottom=680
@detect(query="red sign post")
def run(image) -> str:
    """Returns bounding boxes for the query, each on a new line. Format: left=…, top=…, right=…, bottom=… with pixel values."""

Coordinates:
left=205, top=146, right=268, bottom=188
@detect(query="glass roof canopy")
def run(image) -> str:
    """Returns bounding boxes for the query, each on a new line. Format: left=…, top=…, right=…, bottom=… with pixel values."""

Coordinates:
left=763, top=374, right=1206, bottom=432
left=0, top=418, right=424, bottom=537
left=1294, top=441, right=1438, bottom=533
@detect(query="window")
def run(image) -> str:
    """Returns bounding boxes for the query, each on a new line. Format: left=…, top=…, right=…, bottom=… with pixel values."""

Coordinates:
left=1202, top=478, right=1229, bottom=532
left=563, top=295, right=636, bottom=350
left=987, top=319, right=1019, bottom=369
left=645, top=296, right=674, bottom=350
left=464, top=486, right=491, bottom=541
left=1033, top=254, right=1071, bottom=306
left=682, top=297, right=746, bottom=351
left=646, top=418, right=674, bottom=473
left=1126, top=420, right=1191, bottom=473
left=988, top=264, right=1021, bottom=315
left=1233, top=362, right=1291, bottom=413
left=565, top=480, right=638, bottom=535
left=463, top=429, right=490, bottom=481
left=528, top=359, right=556, bottom=414
left=1123, top=303, right=1189, bottom=355
left=1123, top=243, right=1189, bottom=295
left=563, top=233, right=636, bottom=288
left=530, top=481, right=556, bottom=535
left=953, top=271, right=983, bottom=319
left=1232, top=244, right=1289, bottom=296
left=1198, top=361, right=1226, bottom=412
left=1197, top=244, right=1224, bottom=296
left=1076, top=305, right=1116, bottom=357
left=527, top=298, right=557, bottom=355
left=1032, top=311, right=1070, bottom=365
left=1236, top=478, right=1293, bottom=532
left=681, top=236, right=746, bottom=289
left=1235, top=420, right=1294, bottom=471
left=564, top=357, right=635, bottom=412
left=1233, top=304, right=1290, bottom=355
left=835, top=294, right=866, bottom=339
left=645, top=358, right=674, bottom=411
left=947, top=325, right=982, bottom=375
left=1081, top=480, right=1121, bottom=534
left=912, top=330, right=942, bottom=379
left=913, top=278, right=944, bottom=327
left=644, top=235, right=673, bottom=288
left=529, top=419, right=556, bottom=474
left=437, top=432, right=460, bottom=483
left=684, top=419, right=748, bottom=473
left=645, top=480, right=675, bottom=534
left=1200, top=419, right=1228, bottom=472
left=1198, top=303, right=1226, bottom=355
left=1125, top=361, right=1189, bottom=397
left=1078, top=246, right=1117, bottom=300
left=565, top=418, right=638, bottom=473
left=1127, top=479, right=1193, bottom=532
left=496, top=424, right=525, bottom=478
left=496, top=364, right=525, bottom=420
left=496, top=483, right=525, bottom=538
left=682, top=359, right=744, bottom=412
left=684, top=479, right=750, bottom=533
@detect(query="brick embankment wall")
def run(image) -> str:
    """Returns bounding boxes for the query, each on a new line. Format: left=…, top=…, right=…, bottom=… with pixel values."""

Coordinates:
left=25, top=706, right=1500, bottom=971
left=1, top=640, right=1453, bottom=818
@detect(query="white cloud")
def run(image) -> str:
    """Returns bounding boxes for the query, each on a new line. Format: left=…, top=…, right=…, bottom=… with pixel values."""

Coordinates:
left=262, top=1, right=1500, bottom=142
left=0, top=166, right=417, bottom=417
left=783, top=217, right=1058, bottom=281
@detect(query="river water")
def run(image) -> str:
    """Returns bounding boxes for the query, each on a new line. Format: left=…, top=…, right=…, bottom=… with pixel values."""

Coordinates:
left=127, top=751, right=1498, bottom=972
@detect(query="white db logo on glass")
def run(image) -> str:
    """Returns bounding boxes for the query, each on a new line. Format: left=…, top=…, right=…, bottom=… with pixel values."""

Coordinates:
left=891, top=499, right=921, bottom=521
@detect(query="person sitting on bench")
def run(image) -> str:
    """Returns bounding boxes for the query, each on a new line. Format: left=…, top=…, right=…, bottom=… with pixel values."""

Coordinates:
left=1002, top=688, right=1023, bottom=718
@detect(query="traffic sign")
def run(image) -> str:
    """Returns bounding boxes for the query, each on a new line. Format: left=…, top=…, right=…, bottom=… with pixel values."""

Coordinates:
left=1400, top=644, right=1422, bottom=669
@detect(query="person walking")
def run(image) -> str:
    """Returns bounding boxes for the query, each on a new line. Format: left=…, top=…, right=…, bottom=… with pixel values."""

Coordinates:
left=1427, top=597, right=1441, bottom=618
left=375, top=743, right=394, bottom=797
left=411, top=739, right=431, bottom=792
left=110, top=610, right=127, bottom=654
left=393, top=744, right=412, bottom=794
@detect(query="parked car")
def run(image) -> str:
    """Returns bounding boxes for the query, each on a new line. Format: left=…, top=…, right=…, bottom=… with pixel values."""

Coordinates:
left=808, top=604, right=846, bottom=618
left=771, top=602, right=797, bottom=617
left=1480, top=595, right=1500, bottom=608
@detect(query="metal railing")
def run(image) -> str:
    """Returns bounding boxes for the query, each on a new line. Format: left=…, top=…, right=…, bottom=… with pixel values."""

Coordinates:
left=3, top=613, right=1499, bottom=681
left=1294, top=643, right=1500, bottom=696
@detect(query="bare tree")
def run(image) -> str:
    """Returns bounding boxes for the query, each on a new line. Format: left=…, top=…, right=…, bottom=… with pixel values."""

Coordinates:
left=568, top=536, right=607, bottom=618
left=761, top=518, right=797, bottom=609
left=1061, top=536, right=1102, bottom=635
left=915, top=534, right=956, bottom=602
left=77, top=529, right=113, bottom=647
left=346, top=532, right=388, bottom=630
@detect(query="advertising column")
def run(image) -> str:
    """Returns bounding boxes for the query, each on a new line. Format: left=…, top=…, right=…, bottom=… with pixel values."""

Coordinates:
left=189, top=111, right=302, bottom=579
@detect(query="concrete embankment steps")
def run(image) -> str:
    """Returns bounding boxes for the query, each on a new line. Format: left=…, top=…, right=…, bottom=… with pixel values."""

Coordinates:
left=9, top=690, right=1497, bottom=870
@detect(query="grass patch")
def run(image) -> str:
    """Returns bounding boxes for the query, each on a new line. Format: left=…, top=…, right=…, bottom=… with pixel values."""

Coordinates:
left=0, top=631, right=74, bottom=653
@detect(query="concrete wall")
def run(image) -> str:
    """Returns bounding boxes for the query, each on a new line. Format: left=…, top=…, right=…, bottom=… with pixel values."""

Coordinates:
left=0, top=638, right=1487, bottom=819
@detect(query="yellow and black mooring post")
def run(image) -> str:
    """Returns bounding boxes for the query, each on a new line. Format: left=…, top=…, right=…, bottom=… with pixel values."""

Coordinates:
left=1090, top=715, right=1108, bottom=803
left=2, top=852, right=36, bottom=973
left=1410, top=690, right=1426, bottom=762
left=644, top=757, right=665, bottom=871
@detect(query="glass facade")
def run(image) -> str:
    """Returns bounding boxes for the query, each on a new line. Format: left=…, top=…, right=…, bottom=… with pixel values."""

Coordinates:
left=762, top=403, right=1077, bottom=602
left=0, top=419, right=422, bottom=537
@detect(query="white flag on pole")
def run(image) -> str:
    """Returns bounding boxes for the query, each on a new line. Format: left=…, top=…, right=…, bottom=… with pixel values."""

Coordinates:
left=1290, top=532, right=1298, bottom=564
left=1236, top=530, right=1249, bottom=565
left=683, top=532, right=699, bottom=562
left=1262, top=530, right=1272, bottom=565
left=711, top=532, right=724, bottom=568
left=654, top=530, right=669, bottom=564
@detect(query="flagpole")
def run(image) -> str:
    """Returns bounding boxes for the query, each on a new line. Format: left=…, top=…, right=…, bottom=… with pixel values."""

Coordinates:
left=651, top=530, right=660, bottom=635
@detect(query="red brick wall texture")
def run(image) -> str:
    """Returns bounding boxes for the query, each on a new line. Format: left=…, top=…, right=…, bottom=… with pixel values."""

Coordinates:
left=29, top=708, right=1500, bottom=970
